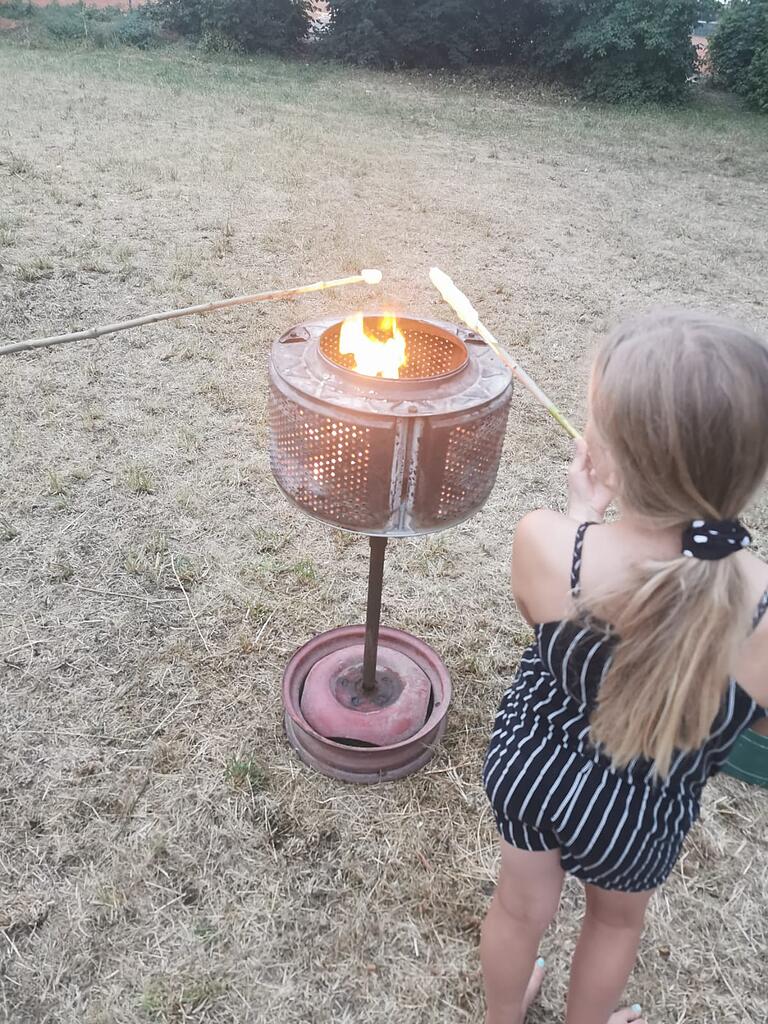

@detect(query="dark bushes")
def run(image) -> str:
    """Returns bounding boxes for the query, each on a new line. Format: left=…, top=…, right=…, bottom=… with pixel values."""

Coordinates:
left=324, top=0, right=699, bottom=103
left=538, top=1, right=698, bottom=104
left=709, top=0, right=768, bottom=111
left=323, top=0, right=517, bottom=69
left=113, top=9, right=158, bottom=48
left=147, top=0, right=313, bottom=54
left=0, top=2, right=160, bottom=48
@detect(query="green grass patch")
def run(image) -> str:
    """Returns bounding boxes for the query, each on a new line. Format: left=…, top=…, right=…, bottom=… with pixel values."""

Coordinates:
left=224, top=756, right=268, bottom=791
left=123, top=465, right=156, bottom=495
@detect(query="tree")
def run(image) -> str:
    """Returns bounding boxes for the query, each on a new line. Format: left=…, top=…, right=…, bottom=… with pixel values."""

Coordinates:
left=325, top=0, right=699, bottom=103
left=324, top=0, right=523, bottom=69
left=694, top=0, right=725, bottom=22
left=536, top=0, right=699, bottom=104
left=709, top=0, right=768, bottom=109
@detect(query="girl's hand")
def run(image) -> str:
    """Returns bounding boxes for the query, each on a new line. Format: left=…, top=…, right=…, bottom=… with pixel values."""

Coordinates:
left=567, top=438, right=614, bottom=522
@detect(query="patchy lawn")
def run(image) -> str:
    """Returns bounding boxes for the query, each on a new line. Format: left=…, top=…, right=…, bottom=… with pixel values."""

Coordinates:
left=1, top=41, right=767, bottom=1024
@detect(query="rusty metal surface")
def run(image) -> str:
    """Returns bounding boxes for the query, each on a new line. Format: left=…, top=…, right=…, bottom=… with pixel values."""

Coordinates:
left=272, top=314, right=511, bottom=418
left=362, top=536, right=387, bottom=692
left=282, top=626, right=451, bottom=784
left=268, top=313, right=513, bottom=537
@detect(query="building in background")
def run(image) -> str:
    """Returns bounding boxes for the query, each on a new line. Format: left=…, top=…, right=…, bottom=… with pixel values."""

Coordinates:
left=692, top=20, right=719, bottom=73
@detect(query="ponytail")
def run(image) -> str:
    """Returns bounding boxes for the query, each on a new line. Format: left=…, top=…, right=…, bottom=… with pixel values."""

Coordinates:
left=586, top=310, right=768, bottom=778
left=587, top=554, right=751, bottom=778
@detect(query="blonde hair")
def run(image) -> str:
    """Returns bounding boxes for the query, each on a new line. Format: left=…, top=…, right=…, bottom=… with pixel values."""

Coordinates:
left=587, top=310, right=768, bottom=777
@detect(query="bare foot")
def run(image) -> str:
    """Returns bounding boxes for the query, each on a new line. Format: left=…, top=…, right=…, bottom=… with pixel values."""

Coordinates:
left=608, top=1007, right=646, bottom=1024
left=522, top=957, right=547, bottom=1016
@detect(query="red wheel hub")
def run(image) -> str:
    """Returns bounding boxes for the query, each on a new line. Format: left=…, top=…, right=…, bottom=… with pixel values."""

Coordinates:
left=300, top=643, right=432, bottom=747
left=283, top=626, right=451, bottom=784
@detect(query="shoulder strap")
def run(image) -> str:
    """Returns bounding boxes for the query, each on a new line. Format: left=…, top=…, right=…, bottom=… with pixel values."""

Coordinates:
left=570, top=522, right=594, bottom=596
left=753, top=587, right=768, bottom=631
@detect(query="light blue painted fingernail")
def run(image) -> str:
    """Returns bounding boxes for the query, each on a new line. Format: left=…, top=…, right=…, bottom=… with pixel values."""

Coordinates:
left=536, top=957, right=546, bottom=968
left=631, top=1005, right=642, bottom=1015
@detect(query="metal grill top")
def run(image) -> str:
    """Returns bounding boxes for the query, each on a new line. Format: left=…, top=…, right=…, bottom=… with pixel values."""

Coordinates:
left=272, top=314, right=511, bottom=418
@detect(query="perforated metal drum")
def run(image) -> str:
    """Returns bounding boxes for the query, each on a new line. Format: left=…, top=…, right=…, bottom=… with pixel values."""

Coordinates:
left=268, top=314, right=513, bottom=537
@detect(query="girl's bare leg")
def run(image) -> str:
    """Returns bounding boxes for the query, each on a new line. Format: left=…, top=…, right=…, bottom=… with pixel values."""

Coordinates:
left=565, top=882, right=654, bottom=1024
left=481, top=841, right=565, bottom=1024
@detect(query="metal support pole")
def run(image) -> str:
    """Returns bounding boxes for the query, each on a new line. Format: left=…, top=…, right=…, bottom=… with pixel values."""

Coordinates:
left=362, top=536, right=388, bottom=694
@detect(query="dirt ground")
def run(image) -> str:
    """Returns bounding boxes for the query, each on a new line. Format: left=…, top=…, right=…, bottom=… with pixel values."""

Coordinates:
left=1, top=43, right=767, bottom=1024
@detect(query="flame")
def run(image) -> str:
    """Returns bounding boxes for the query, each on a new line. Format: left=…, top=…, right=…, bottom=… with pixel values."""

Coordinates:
left=338, top=313, right=407, bottom=379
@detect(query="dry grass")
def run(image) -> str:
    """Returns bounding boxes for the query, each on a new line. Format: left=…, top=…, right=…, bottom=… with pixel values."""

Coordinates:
left=1, top=41, right=767, bottom=1024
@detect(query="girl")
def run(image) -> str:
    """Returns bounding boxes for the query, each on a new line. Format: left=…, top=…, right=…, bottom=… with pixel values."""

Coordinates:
left=481, top=310, right=768, bottom=1024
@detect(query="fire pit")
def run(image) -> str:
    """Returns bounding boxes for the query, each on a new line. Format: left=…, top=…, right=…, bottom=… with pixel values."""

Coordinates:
left=269, top=312, right=513, bottom=782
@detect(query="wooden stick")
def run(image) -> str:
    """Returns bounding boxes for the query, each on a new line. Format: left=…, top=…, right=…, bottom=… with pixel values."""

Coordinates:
left=429, top=267, right=582, bottom=440
left=0, top=269, right=383, bottom=357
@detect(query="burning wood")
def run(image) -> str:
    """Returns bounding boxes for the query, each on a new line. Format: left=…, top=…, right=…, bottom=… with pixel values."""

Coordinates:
left=338, top=313, right=407, bottom=379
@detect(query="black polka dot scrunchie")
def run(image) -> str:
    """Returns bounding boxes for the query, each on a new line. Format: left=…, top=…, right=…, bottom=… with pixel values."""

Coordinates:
left=682, top=519, right=752, bottom=561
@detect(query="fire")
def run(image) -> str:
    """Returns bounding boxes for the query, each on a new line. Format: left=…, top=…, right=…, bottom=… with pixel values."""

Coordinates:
left=338, top=314, right=407, bottom=379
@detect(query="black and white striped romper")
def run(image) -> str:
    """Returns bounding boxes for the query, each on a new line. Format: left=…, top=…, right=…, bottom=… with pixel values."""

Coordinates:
left=483, top=522, right=768, bottom=893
